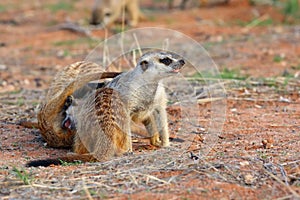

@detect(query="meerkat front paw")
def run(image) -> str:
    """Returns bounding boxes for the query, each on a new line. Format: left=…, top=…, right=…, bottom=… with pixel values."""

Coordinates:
left=124, top=151, right=134, bottom=156
left=161, top=139, right=170, bottom=147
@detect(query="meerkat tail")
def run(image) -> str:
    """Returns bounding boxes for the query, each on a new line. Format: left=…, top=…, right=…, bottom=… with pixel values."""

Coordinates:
left=26, top=154, right=97, bottom=167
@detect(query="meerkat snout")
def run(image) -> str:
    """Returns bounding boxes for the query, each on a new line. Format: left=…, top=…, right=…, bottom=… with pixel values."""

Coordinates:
left=170, top=58, right=185, bottom=73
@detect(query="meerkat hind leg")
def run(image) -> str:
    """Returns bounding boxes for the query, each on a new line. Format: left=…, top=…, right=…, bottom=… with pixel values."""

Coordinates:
left=126, top=0, right=140, bottom=27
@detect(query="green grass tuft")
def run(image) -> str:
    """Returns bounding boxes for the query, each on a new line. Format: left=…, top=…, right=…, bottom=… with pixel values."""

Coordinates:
left=47, top=2, right=74, bottom=13
left=0, top=4, right=7, bottom=12
left=53, top=38, right=101, bottom=48
left=273, top=55, right=284, bottom=63
left=194, top=68, right=248, bottom=81
left=59, top=159, right=83, bottom=166
left=284, top=0, right=299, bottom=16
left=12, top=167, right=33, bottom=185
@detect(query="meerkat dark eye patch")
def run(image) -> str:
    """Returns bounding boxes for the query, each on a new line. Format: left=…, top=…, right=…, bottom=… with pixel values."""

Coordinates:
left=140, top=60, right=149, bottom=71
left=159, top=57, right=173, bottom=66
left=104, top=12, right=111, bottom=17
left=63, top=96, right=73, bottom=111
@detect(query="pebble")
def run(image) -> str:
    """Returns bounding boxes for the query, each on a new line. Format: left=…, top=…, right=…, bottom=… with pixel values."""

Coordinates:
left=240, top=161, right=250, bottom=167
left=0, top=64, right=7, bottom=70
left=279, top=96, right=290, bottom=103
left=56, top=50, right=65, bottom=58
left=24, top=79, right=30, bottom=85
left=244, top=174, right=255, bottom=185
left=230, top=108, right=237, bottom=112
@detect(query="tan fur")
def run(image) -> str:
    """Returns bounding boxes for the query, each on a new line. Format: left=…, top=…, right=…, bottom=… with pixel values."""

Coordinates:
left=71, top=52, right=185, bottom=161
left=37, top=61, right=120, bottom=148
left=90, top=0, right=145, bottom=27
left=26, top=52, right=185, bottom=167
left=73, top=87, right=131, bottom=160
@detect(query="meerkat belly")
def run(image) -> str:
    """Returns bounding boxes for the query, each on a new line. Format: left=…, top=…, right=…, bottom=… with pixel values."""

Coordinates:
left=130, top=87, right=165, bottom=123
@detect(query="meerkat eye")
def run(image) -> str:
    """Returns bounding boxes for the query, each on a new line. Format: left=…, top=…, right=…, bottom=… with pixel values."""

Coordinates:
left=159, top=57, right=173, bottom=66
left=140, top=60, right=149, bottom=71
left=104, top=12, right=111, bottom=17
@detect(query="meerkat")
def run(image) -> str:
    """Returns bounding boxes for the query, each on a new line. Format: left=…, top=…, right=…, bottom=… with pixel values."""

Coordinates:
left=26, top=51, right=185, bottom=167
left=36, top=61, right=120, bottom=148
left=90, top=0, right=145, bottom=27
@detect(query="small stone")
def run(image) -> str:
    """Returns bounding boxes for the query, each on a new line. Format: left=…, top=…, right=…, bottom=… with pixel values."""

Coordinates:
left=1, top=81, right=7, bottom=86
left=244, top=174, right=255, bottom=185
left=24, top=79, right=30, bottom=85
left=0, top=64, right=7, bottom=70
left=240, top=161, right=249, bottom=166
left=280, top=53, right=286, bottom=59
left=279, top=96, right=290, bottom=103
left=56, top=50, right=65, bottom=58
left=230, top=108, right=237, bottom=112
left=255, top=104, right=262, bottom=109
left=281, top=61, right=287, bottom=67
left=244, top=89, right=250, bottom=95
left=262, top=138, right=274, bottom=149
left=34, top=78, right=42, bottom=87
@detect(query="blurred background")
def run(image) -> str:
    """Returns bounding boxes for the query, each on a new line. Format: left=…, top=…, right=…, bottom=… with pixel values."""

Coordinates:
left=0, top=0, right=299, bottom=92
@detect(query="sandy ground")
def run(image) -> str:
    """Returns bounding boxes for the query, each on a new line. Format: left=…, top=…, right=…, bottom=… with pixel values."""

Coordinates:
left=0, top=0, right=300, bottom=199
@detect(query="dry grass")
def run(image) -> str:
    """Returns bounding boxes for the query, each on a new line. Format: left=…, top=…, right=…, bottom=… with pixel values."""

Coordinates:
left=1, top=77, right=300, bottom=199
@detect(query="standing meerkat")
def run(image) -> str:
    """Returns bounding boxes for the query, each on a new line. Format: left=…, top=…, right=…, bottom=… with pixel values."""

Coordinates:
left=27, top=51, right=185, bottom=167
left=90, top=0, right=145, bottom=27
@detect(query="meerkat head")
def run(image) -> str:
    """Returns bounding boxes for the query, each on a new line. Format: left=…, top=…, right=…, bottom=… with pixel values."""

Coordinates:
left=90, top=7, right=112, bottom=25
left=61, top=96, right=76, bottom=131
left=62, top=106, right=76, bottom=131
left=90, top=0, right=113, bottom=26
left=101, top=8, right=113, bottom=25
left=137, top=51, right=185, bottom=79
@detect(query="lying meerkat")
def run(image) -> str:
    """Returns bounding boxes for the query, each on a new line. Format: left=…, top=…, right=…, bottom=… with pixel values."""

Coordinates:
left=37, top=61, right=120, bottom=148
left=26, top=51, right=185, bottom=167
left=90, top=0, right=145, bottom=27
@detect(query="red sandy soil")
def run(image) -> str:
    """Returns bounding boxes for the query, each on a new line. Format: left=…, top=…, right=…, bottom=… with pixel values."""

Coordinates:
left=0, top=0, right=299, bottom=199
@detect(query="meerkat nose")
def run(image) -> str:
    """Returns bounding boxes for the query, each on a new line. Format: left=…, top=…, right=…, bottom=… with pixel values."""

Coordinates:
left=179, top=59, right=185, bottom=66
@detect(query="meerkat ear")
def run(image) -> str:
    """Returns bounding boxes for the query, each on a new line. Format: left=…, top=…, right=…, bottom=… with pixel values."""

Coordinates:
left=140, top=60, right=149, bottom=71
